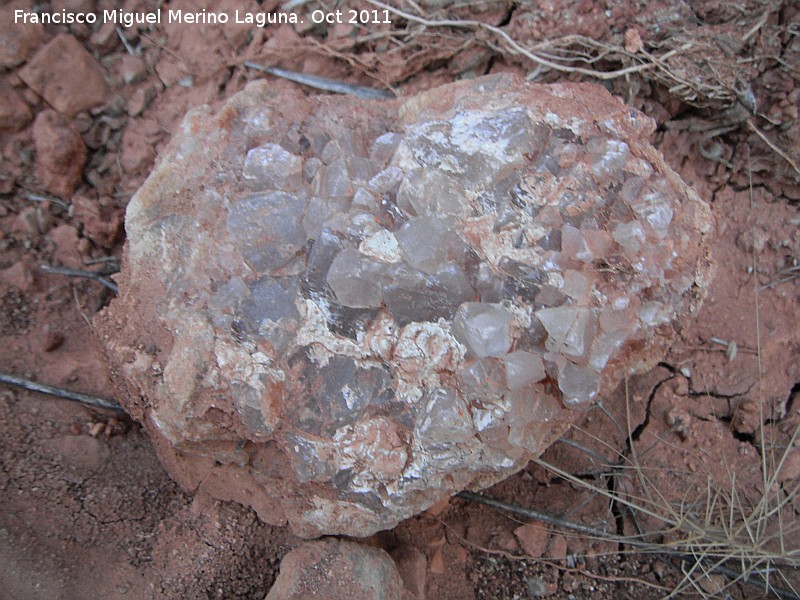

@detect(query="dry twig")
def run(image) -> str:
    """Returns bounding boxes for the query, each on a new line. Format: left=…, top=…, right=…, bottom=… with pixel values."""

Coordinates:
left=0, top=372, right=125, bottom=413
left=244, top=62, right=395, bottom=99
left=40, top=264, right=119, bottom=294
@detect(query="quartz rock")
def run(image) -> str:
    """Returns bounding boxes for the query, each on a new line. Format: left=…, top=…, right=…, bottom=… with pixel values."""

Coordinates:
left=99, top=74, right=714, bottom=538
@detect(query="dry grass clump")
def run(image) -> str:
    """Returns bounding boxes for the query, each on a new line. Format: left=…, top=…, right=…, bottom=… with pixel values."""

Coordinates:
left=265, top=0, right=799, bottom=178
left=535, top=409, right=800, bottom=599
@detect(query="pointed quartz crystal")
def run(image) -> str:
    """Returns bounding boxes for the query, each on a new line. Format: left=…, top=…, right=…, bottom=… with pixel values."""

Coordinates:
left=452, top=303, right=515, bottom=358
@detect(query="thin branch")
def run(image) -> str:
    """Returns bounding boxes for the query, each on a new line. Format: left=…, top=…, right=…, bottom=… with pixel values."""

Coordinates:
left=457, top=491, right=800, bottom=600
left=244, top=62, right=396, bottom=100
left=0, top=372, right=125, bottom=413
left=25, top=193, right=70, bottom=210
left=40, top=264, right=119, bottom=294
left=746, top=119, right=800, bottom=178
left=116, top=24, right=140, bottom=56
left=457, top=490, right=637, bottom=545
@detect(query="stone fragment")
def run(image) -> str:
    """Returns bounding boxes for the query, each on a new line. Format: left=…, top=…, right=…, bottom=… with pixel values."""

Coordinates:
left=266, top=540, right=405, bottom=600
left=32, top=110, right=87, bottom=199
left=19, top=34, right=109, bottom=116
left=0, top=1, right=46, bottom=68
left=117, top=55, right=148, bottom=85
left=100, top=74, right=714, bottom=538
left=71, top=193, right=122, bottom=247
left=389, top=545, right=427, bottom=600
left=514, top=523, right=549, bottom=558
left=547, top=534, right=568, bottom=561
left=0, top=82, right=33, bottom=131
left=126, top=85, right=157, bottom=117
left=777, top=449, right=800, bottom=484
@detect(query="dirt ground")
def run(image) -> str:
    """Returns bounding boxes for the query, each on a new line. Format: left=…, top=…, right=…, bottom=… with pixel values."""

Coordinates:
left=1, top=0, right=799, bottom=598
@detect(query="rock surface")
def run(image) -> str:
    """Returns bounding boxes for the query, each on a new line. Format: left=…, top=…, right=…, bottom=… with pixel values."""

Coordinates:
left=99, top=74, right=714, bottom=538
left=32, top=110, right=87, bottom=199
left=0, top=82, right=33, bottom=132
left=0, top=1, right=46, bottom=68
left=19, top=34, right=109, bottom=116
left=265, top=539, right=406, bottom=600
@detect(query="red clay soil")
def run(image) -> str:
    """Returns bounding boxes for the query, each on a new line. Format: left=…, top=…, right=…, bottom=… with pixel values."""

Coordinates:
left=1, top=1, right=799, bottom=598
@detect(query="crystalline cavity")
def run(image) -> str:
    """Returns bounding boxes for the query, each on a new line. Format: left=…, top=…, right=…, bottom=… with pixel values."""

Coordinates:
left=104, top=74, right=714, bottom=539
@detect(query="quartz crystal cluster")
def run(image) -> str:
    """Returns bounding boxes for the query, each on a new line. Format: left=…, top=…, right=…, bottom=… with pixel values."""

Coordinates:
left=100, top=74, right=714, bottom=537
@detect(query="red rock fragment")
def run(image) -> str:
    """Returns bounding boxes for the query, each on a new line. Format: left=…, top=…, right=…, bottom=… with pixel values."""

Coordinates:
left=266, top=540, right=405, bottom=600
left=0, top=1, right=46, bottom=68
left=514, top=522, right=550, bottom=558
left=72, top=193, right=122, bottom=247
left=390, top=545, right=427, bottom=600
left=19, top=34, right=109, bottom=116
left=0, top=82, right=33, bottom=131
left=32, top=110, right=87, bottom=199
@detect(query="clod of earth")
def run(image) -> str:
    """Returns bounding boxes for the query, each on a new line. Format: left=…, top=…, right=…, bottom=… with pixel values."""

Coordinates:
left=98, top=74, right=714, bottom=538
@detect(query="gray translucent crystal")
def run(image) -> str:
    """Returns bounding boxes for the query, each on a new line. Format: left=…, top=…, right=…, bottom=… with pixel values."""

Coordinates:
left=285, top=431, right=338, bottom=483
left=369, top=132, right=402, bottom=163
left=504, top=351, right=546, bottom=390
left=383, top=263, right=472, bottom=325
left=395, top=217, right=466, bottom=274
left=456, top=358, right=507, bottom=401
left=453, top=303, right=515, bottom=358
left=231, top=381, right=272, bottom=434
left=322, top=157, right=351, bottom=197
left=327, top=247, right=385, bottom=308
left=535, top=306, right=594, bottom=359
left=243, top=143, right=302, bottom=190
left=227, top=192, right=306, bottom=272
left=416, top=387, right=475, bottom=446
left=397, top=169, right=467, bottom=216
left=244, top=277, right=298, bottom=326
left=558, top=362, right=600, bottom=406
left=302, top=228, right=343, bottom=295
left=587, top=137, right=630, bottom=181
left=368, top=166, right=403, bottom=194
left=632, top=184, right=674, bottom=237
left=613, top=220, right=646, bottom=259
left=105, top=74, right=714, bottom=539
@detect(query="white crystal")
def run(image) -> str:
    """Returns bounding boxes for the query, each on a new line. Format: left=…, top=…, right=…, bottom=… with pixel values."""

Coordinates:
left=535, top=306, right=593, bottom=358
left=452, top=303, right=515, bottom=358
left=504, top=351, right=546, bottom=390
left=558, top=362, right=600, bottom=406
left=326, top=247, right=384, bottom=308
left=359, top=230, right=401, bottom=263
left=243, top=143, right=302, bottom=190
